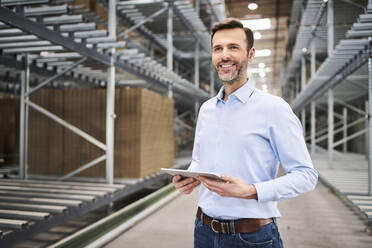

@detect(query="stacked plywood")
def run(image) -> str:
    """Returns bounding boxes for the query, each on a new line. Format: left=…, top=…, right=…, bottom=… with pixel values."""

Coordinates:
left=0, top=95, right=19, bottom=165
left=27, top=87, right=174, bottom=178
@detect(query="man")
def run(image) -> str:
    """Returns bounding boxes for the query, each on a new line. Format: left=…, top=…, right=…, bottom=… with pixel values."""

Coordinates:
left=173, top=18, right=318, bottom=248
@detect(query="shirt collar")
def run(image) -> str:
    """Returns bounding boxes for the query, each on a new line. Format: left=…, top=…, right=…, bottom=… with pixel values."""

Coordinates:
left=216, top=79, right=255, bottom=104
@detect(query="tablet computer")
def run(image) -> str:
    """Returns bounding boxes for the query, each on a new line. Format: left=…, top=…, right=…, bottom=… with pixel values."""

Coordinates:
left=160, top=168, right=225, bottom=181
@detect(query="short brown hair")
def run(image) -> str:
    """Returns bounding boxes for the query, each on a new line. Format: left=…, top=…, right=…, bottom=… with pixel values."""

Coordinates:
left=211, top=18, right=254, bottom=52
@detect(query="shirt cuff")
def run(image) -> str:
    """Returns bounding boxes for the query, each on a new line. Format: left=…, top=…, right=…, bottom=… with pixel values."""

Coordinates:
left=254, top=180, right=277, bottom=203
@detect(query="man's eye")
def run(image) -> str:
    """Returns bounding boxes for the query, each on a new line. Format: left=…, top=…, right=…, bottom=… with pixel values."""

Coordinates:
left=231, top=46, right=238, bottom=50
left=214, top=47, right=222, bottom=51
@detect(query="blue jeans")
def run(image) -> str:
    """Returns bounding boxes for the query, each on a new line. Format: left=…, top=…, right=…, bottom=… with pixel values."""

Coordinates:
left=194, top=217, right=284, bottom=248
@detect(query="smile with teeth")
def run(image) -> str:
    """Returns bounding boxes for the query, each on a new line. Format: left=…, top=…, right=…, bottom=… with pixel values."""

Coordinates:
left=219, top=63, right=235, bottom=69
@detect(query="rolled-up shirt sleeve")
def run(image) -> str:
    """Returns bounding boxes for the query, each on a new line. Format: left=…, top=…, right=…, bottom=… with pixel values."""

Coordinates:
left=254, top=98, right=318, bottom=203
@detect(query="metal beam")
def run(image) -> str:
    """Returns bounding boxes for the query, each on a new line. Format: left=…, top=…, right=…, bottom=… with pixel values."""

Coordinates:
left=19, top=54, right=29, bottom=180
left=167, top=3, right=173, bottom=98
left=293, top=41, right=371, bottom=112
left=311, top=101, right=316, bottom=154
left=58, top=155, right=106, bottom=181
left=26, top=57, right=87, bottom=97
left=333, top=128, right=367, bottom=148
left=210, top=63, right=215, bottom=97
left=26, top=100, right=107, bottom=151
left=334, top=98, right=367, bottom=116
left=366, top=101, right=369, bottom=160
left=343, top=108, right=348, bottom=152
left=0, top=6, right=111, bottom=66
left=210, top=17, right=215, bottom=97
left=368, top=40, right=372, bottom=195
left=194, top=0, right=200, bottom=120
left=118, top=4, right=168, bottom=38
left=106, top=0, right=116, bottom=185
left=314, top=117, right=365, bottom=143
left=316, top=104, right=343, bottom=120
left=301, top=109, right=306, bottom=136
left=327, top=0, right=334, bottom=56
left=328, top=89, right=334, bottom=164
left=311, top=41, right=316, bottom=77
left=301, top=55, right=306, bottom=91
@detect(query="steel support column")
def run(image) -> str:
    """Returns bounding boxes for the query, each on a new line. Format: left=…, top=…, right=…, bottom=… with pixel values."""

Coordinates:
left=167, top=3, right=173, bottom=98
left=19, top=54, right=29, bottom=179
left=368, top=40, right=372, bottom=194
left=301, top=55, right=306, bottom=91
left=343, top=108, right=348, bottom=153
left=210, top=63, right=215, bottom=97
left=194, top=41, right=200, bottom=118
left=311, top=41, right=316, bottom=77
left=328, top=89, right=334, bottom=164
left=194, top=0, right=200, bottom=119
left=311, top=101, right=316, bottom=154
left=295, top=73, right=300, bottom=97
left=210, top=18, right=215, bottom=97
left=328, top=0, right=334, bottom=56
left=301, top=109, right=306, bottom=136
left=106, top=0, right=116, bottom=184
left=366, top=101, right=369, bottom=160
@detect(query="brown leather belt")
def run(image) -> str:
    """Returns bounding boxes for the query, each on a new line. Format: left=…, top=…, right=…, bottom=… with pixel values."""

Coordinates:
left=196, top=207, right=273, bottom=234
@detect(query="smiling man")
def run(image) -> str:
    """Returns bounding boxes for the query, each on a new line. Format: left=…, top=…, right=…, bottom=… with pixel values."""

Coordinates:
left=172, top=18, right=318, bottom=248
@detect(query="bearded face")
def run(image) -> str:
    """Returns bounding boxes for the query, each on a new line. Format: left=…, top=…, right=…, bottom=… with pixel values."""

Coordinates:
left=212, top=28, right=252, bottom=86
left=215, top=56, right=248, bottom=85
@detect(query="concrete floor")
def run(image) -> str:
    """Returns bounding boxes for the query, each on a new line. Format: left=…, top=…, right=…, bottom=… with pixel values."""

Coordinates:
left=104, top=182, right=372, bottom=248
left=104, top=189, right=196, bottom=248
left=278, top=183, right=372, bottom=248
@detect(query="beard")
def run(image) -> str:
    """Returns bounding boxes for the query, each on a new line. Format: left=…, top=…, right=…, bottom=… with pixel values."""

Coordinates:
left=217, top=67, right=241, bottom=85
left=215, top=59, right=248, bottom=85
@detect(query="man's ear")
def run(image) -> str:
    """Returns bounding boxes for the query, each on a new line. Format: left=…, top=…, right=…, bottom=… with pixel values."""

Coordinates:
left=248, top=47, right=255, bottom=62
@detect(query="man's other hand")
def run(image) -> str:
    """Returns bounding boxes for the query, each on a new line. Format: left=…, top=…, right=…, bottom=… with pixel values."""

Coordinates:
left=172, top=175, right=200, bottom=194
left=198, top=174, right=257, bottom=200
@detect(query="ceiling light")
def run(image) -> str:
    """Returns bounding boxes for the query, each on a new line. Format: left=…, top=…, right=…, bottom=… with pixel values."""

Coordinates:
left=302, top=47, right=308, bottom=53
left=258, top=62, right=266, bottom=68
left=248, top=2, right=258, bottom=10
left=262, top=84, right=268, bottom=92
left=323, top=0, right=328, bottom=2
left=241, top=18, right=271, bottom=31
left=259, top=71, right=266, bottom=78
left=254, top=31, right=262, bottom=39
left=255, top=49, right=271, bottom=57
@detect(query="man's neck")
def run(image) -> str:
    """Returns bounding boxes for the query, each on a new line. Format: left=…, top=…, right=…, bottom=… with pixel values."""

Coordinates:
left=223, top=78, right=248, bottom=101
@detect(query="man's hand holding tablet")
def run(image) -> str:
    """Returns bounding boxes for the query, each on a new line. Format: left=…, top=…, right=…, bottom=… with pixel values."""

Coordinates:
left=161, top=168, right=225, bottom=195
left=161, top=168, right=225, bottom=181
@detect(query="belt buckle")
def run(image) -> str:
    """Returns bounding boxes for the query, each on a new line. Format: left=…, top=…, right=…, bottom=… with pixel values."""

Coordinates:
left=211, top=219, right=230, bottom=234
left=211, top=219, right=220, bottom=233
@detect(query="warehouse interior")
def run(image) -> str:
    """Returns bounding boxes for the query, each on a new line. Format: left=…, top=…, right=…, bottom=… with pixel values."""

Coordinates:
left=0, top=0, right=372, bottom=247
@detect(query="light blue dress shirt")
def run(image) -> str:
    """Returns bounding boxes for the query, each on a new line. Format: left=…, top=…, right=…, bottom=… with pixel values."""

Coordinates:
left=188, top=79, right=318, bottom=220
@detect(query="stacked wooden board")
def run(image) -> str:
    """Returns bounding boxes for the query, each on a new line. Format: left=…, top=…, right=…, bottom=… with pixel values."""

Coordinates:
left=0, top=96, right=19, bottom=166
left=0, top=87, right=174, bottom=178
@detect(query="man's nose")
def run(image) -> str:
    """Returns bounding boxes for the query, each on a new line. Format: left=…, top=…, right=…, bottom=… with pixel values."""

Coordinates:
left=221, top=48, right=231, bottom=59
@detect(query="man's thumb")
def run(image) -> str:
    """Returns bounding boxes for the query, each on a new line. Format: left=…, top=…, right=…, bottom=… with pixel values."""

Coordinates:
left=221, top=174, right=235, bottom=182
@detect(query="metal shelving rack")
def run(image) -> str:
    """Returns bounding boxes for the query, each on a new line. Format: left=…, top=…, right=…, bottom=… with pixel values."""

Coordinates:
left=0, top=0, right=226, bottom=244
left=0, top=0, right=215, bottom=182
left=281, top=0, right=372, bottom=226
